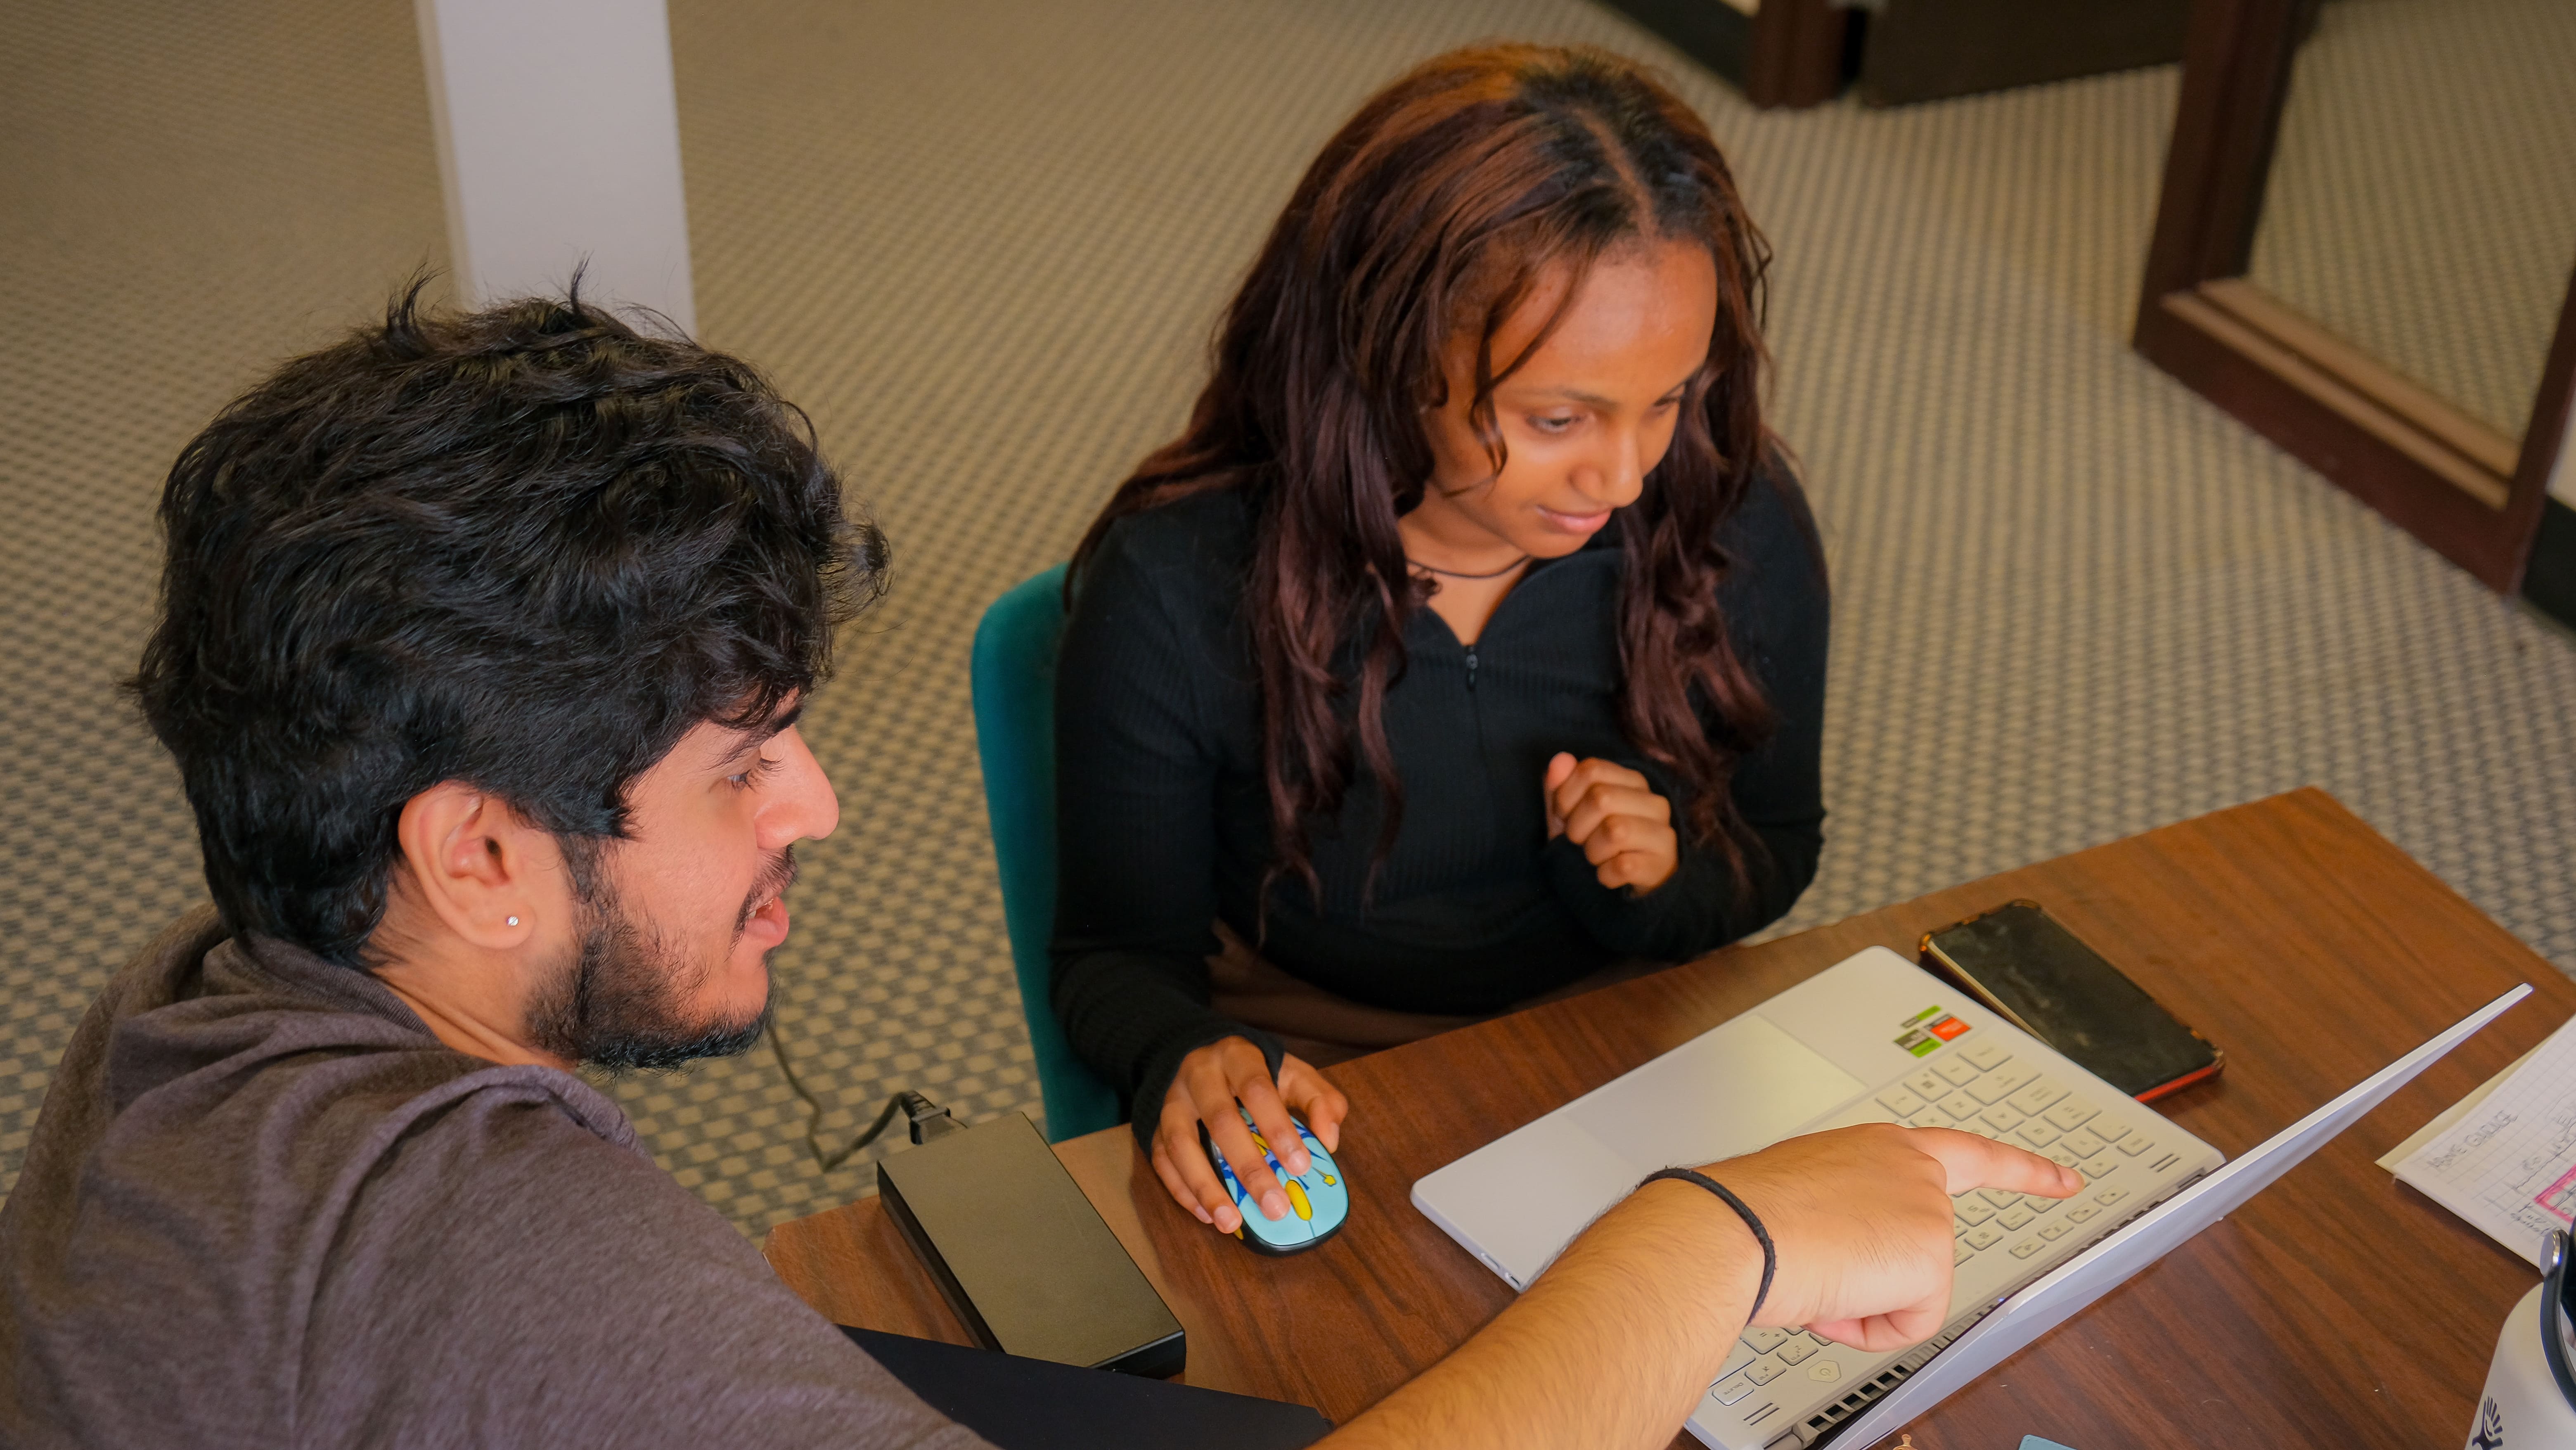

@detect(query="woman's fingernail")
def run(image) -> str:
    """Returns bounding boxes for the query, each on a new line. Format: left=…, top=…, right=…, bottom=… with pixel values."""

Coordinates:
left=1262, top=1191, right=1289, bottom=1220
left=1290, top=1151, right=1311, bottom=1175
left=1192, top=1204, right=1212, bottom=1224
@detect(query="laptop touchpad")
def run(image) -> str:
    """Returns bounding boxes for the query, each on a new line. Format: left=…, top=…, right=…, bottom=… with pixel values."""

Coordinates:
left=1565, top=1012, right=1868, bottom=1173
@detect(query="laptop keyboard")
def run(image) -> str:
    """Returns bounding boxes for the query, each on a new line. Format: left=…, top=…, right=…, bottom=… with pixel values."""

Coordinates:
left=1891, top=1038, right=2173, bottom=1265
left=1702, top=1038, right=2197, bottom=1443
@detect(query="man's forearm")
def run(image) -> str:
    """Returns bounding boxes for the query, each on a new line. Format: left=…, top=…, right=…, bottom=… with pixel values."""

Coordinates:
left=1321, top=1180, right=1760, bottom=1450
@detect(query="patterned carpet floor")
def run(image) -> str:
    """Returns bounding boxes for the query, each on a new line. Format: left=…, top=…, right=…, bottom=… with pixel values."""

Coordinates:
left=2247, top=0, right=2576, bottom=441
left=4, top=0, right=2572, bottom=1237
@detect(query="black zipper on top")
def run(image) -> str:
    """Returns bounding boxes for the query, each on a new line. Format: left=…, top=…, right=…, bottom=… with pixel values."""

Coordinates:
left=1463, top=646, right=1478, bottom=692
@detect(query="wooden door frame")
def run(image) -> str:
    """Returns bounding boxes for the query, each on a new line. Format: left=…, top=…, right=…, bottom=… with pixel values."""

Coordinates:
left=2133, top=0, right=2576, bottom=592
left=1746, top=0, right=1850, bottom=109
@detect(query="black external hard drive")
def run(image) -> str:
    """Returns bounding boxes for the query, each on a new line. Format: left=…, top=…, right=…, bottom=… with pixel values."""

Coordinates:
left=876, top=1112, right=1185, bottom=1377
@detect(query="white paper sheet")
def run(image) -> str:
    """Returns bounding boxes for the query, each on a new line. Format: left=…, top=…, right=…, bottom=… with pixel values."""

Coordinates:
left=2393, top=1013, right=2576, bottom=1268
left=2378, top=1044, right=2543, bottom=1171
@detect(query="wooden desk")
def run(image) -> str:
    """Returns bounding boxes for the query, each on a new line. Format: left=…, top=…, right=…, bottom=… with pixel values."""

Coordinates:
left=766, top=789, right=2571, bottom=1448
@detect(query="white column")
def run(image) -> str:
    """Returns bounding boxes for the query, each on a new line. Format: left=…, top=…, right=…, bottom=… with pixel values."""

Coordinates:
left=414, top=0, right=697, bottom=335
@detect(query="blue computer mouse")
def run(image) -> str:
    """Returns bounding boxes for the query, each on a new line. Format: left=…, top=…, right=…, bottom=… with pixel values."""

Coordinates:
left=1199, top=1106, right=1349, bottom=1254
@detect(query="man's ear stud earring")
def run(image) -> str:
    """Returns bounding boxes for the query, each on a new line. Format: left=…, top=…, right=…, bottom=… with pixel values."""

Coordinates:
left=506, top=916, right=520, bottom=927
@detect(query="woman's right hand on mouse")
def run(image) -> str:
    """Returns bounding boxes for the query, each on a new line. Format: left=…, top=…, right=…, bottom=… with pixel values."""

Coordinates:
left=1152, top=1035, right=1348, bottom=1233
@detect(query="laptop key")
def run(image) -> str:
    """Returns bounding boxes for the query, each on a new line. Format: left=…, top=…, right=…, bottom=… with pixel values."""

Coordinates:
left=2006, top=1077, right=2067, bottom=1114
left=2117, top=1135, right=2155, bottom=1157
left=2009, top=1239, right=2044, bottom=1259
left=2067, top=1204, right=2101, bottom=1224
left=1998, top=1206, right=2034, bottom=1231
left=1962, top=1042, right=2010, bottom=1071
left=2043, top=1097, right=2098, bottom=1131
left=2043, top=1145, right=2082, bottom=1169
left=2015, top=1121, right=2062, bottom=1149
left=1954, top=1240, right=1975, bottom=1265
left=1711, top=1370, right=1757, bottom=1405
left=1968, top=1067, right=2032, bottom=1104
left=1876, top=1087, right=1925, bottom=1117
left=2040, top=1223, right=2070, bottom=1241
left=1775, top=1338, right=1816, bottom=1365
left=1746, top=1360, right=1785, bottom=1386
left=2078, top=1160, right=2116, bottom=1182
left=1965, top=1224, right=2003, bottom=1250
left=1979, top=1188, right=2020, bottom=1208
left=1932, top=1057, right=1979, bottom=1088
left=2060, top=1130, right=2106, bottom=1158
left=2090, top=1118, right=2130, bottom=1143
left=1955, top=1198, right=1996, bottom=1225
left=1977, top=1104, right=2027, bottom=1132
left=1938, top=1092, right=1980, bottom=1119
left=2094, top=1188, right=2128, bottom=1206
left=2022, top=1194, right=2061, bottom=1215
left=1904, top=1069, right=1947, bottom=1099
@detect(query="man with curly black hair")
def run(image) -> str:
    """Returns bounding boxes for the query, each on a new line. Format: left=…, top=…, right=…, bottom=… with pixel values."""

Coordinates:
left=0, top=288, right=987, bottom=1448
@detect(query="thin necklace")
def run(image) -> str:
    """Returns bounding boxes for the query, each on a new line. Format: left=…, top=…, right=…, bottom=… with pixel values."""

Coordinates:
left=1407, top=554, right=1530, bottom=580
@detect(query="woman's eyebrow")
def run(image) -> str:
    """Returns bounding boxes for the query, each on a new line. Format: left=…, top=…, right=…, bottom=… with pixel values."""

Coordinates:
left=1509, top=381, right=1694, bottom=408
left=1512, top=385, right=1622, bottom=408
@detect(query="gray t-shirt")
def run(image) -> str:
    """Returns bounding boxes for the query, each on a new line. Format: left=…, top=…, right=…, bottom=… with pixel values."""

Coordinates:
left=0, top=908, right=991, bottom=1450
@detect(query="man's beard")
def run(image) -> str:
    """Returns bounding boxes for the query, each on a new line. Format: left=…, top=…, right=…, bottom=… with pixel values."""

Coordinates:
left=523, top=844, right=797, bottom=1071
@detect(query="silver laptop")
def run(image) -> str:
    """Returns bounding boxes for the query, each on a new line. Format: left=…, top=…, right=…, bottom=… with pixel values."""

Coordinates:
left=1410, top=945, right=2529, bottom=1449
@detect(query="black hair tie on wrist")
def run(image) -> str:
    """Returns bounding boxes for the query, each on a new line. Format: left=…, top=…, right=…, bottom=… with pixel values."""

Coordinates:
left=1640, top=1168, right=1776, bottom=1320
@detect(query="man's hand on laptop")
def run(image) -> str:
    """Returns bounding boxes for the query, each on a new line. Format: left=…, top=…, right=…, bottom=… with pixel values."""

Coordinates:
left=1714, top=1123, right=2081, bottom=1352
left=1319, top=1122, right=2080, bottom=1448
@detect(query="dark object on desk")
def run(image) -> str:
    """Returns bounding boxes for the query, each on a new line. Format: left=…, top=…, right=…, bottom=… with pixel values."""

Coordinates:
left=876, top=1112, right=1185, bottom=1377
left=841, top=1327, right=1331, bottom=1449
left=1922, top=900, right=2223, bottom=1101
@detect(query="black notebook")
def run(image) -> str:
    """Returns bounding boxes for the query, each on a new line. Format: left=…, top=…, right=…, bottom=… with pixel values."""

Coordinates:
left=841, top=1326, right=1332, bottom=1449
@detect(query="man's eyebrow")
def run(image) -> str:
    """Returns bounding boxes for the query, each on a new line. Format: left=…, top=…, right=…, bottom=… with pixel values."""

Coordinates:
left=715, top=701, right=805, bottom=768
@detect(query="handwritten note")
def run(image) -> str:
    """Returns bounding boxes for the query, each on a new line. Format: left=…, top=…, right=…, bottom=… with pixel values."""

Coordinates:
left=2390, top=1012, right=2576, bottom=1268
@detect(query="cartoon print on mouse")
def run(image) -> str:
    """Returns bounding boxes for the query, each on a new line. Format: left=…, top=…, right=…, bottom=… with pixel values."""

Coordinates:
left=1199, top=1106, right=1349, bottom=1254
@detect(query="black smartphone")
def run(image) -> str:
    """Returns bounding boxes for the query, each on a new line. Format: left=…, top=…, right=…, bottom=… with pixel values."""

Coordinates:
left=1920, top=900, right=2222, bottom=1102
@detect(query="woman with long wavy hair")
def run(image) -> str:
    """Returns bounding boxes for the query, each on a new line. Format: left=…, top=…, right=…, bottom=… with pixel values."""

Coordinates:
left=1051, top=43, right=1828, bottom=1238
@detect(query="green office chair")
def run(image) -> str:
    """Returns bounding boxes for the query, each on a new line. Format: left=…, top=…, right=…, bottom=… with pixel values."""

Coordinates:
left=971, top=563, right=1124, bottom=1141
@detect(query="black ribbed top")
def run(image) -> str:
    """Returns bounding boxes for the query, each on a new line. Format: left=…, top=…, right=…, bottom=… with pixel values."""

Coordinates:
left=1050, top=469, right=1830, bottom=1137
